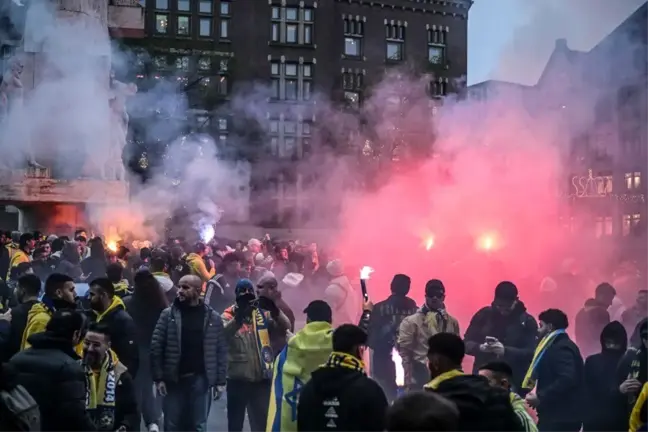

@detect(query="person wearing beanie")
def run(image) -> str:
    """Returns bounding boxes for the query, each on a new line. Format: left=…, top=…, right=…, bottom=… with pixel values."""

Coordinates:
left=583, top=321, right=628, bottom=431
left=368, top=273, right=417, bottom=401
left=398, top=279, right=460, bottom=390
left=221, top=278, right=291, bottom=432
left=463, top=281, right=538, bottom=391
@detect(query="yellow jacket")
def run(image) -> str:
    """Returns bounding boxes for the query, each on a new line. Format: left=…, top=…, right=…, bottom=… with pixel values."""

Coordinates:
left=6, top=242, right=18, bottom=260
left=21, top=301, right=83, bottom=355
left=7, top=249, right=30, bottom=281
left=630, top=382, right=648, bottom=432
left=186, top=253, right=214, bottom=284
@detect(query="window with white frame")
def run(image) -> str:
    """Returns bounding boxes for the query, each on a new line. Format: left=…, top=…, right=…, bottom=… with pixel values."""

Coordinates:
left=219, top=0, right=230, bottom=15
left=385, top=23, right=405, bottom=61
left=343, top=16, right=364, bottom=57
left=595, top=216, right=613, bottom=238
left=220, top=18, right=229, bottom=38
left=625, top=171, right=641, bottom=189
left=342, top=69, right=364, bottom=108
left=267, top=116, right=312, bottom=158
left=177, top=16, right=190, bottom=35
left=269, top=61, right=314, bottom=102
left=427, top=26, right=447, bottom=65
left=271, top=5, right=314, bottom=45
left=622, top=213, right=642, bottom=236
left=597, top=173, right=613, bottom=194
left=155, top=14, right=168, bottom=33
left=175, top=56, right=189, bottom=72
left=431, top=78, right=448, bottom=98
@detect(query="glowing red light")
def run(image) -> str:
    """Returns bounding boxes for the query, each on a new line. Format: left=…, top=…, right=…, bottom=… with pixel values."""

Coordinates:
left=424, top=236, right=435, bottom=251
left=476, top=233, right=498, bottom=252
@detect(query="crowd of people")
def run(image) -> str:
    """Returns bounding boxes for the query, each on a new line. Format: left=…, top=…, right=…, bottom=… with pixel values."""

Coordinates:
left=0, top=228, right=645, bottom=432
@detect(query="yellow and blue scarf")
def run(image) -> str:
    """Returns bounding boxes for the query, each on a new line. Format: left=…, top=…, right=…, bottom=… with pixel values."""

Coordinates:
left=253, top=308, right=273, bottom=380
left=85, top=350, right=118, bottom=430
left=324, top=351, right=365, bottom=372
left=522, top=329, right=565, bottom=389
left=424, top=369, right=464, bottom=390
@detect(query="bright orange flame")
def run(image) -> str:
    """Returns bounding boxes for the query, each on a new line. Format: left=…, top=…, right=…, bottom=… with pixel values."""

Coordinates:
left=107, top=241, right=118, bottom=253
left=425, top=236, right=435, bottom=251
left=476, top=233, right=497, bottom=251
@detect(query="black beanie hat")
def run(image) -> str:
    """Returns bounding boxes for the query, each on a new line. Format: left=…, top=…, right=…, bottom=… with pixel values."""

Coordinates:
left=391, top=274, right=411, bottom=296
left=494, top=281, right=518, bottom=301
left=425, top=279, right=445, bottom=297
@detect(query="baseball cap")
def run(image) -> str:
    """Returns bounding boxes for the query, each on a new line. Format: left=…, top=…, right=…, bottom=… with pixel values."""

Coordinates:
left=304, top=300, right=332, bottom=323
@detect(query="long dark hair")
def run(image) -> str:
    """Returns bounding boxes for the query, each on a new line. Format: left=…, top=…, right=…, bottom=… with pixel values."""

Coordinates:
left=132, top=269, right=168, bottom=311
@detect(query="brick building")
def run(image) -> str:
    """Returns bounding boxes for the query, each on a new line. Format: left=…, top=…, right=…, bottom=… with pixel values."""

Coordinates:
left=120, top=0, right=472, bottom=227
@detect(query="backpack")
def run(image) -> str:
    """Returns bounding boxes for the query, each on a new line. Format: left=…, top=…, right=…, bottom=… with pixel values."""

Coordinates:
left=0, top=384, right=40, bottom=431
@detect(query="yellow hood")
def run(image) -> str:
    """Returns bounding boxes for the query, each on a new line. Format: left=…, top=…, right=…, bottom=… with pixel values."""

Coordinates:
left=27, top=302, right=52, bottom=322
left=113, top=280, right=130, bottom=294
left=282, top=321, right=334, bottom=378
left=424, top=369, right=464, bottom=390
left=95, top=296, right=125, bottom=322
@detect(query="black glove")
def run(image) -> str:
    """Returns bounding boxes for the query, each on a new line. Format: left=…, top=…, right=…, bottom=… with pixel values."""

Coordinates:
left=234, top=294, right=255, bottom=323
left=258, top=296, right=279, bottom=318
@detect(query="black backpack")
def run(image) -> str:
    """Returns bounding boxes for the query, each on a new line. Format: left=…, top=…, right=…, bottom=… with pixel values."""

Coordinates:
left=0, top=384, right=40, bottom=431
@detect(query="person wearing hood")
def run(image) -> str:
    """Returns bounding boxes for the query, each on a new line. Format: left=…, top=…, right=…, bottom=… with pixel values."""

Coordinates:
left=367, top=273, right=417, bottom=401
left=81, top=238, right=108, bottom=280
left=575, top=282, right=615, bottom=358
left=222, top=279, right=292, bottom=432
left=398, top=279, right=460, bottom=390
left=9, top=309, right=97, bottom=431
left=583, top=321, right=628, bottom=431
left=185, top=242, right=215, bottom=286
left=324, top=259, right=360, bottom=326
left=464, top=281, right=538, bottom=391
left=150, top=251, right=178, bottom=303
left=424, top=333, right=523, bottom=431
left=296, top=323, right=388, bottom=432
left=617, top=319, right=648, bottom=424
left=630, top=382, right=648, bottom=432
left=205, top=252, right=242, bottom=313
left=56, top=240, right=84, bottom=281
left=4, top=274, right=41, bottom=361
left=21, top=273, right=79, bottom=351
left=87, top=277, right=139, bottom=378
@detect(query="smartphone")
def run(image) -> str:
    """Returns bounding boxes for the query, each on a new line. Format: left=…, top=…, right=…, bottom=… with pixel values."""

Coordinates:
left=485, top=336, right=498, bottom=344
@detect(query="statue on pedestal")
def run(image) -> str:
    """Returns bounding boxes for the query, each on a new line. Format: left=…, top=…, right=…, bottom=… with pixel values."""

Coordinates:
left=107, top=71, right=137, bottom=181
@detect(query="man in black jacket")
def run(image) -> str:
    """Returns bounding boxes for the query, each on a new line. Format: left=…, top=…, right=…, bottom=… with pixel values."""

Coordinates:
left=151, top=274, right=228, bottom=432
left=367, top=273, right=417, bottom=401
left=87, top=277, right=139, bottom=377
left=9, top=309, right=97, bottom=431
left=297, top=324, right=388, bottom=432
left=524, top=309, right=584, bottom=432
left=575, top=282, right=615, bottom=358
left=464, top=281, right=537, bottom=391
left=4, top=274, right=41, bottom=360
left=424, top=332, right=522, bottom=432
left=82, top=322, right=139, bottom=431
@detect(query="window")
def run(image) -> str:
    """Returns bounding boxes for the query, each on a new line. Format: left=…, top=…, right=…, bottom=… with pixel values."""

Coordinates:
left=200, top=77, right=211, bottom=87
left=623, top=213, right=642, bottom=236
left=342, top=71, right=363, bottom=91
left=177, top=0, right=189, bottom=11
left=218, top=118, right=227, bottom=130
left=270, top=6, right=314, bottom=45
left=199, top=0, right=211, bottom=13
left=156, top=0, right=168, bottom=9
left=269, top=120, right=279, bottom=133
left=219, top=59, right=228, bottom=73
left=344, top=91, right=360, bottom=109
left=198, top=57, right=211, bottom=70
left=285, top=121, right=296, bottom=134
left=597, top=174, right=613, bottom=194
left=431, top=79, right=448, bottom=98
left=176, top=56, right=189, bottom=71
left=385, top=24, right=405, bottom=61
left=625, top=172, right=641, bottom=189
left=218, top=75, right=228, bottom=95
left=271, top=62, right=280, bottom=76
left=220, top=1, right=230, bottom=15
left=284, top=138, right=296, bottom=157
left=177, top=16, right=190, bottom=35
left=153, top=55, right=167, bottom=69
left=286, top=79, right=298, bottom=100
left=199, top=18, right=211, bottom=36
left=155, top=14, right=168, bottom=33
left=427, top=27, right=447, bottom=64
left=270, top=61, right=313, bottom=101
left=343, top=17, right=363, bottom=57
left=285, top=63, right=297, bottom=77
left=595, top=216, right=613, bottom=238
left=220, top=19, right=229, bottom=38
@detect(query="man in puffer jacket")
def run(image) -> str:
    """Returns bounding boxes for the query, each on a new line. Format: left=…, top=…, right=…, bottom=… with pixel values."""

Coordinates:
left=324, top=259, right=360, bottom=326
left=151, top=275, right=228, bottom=431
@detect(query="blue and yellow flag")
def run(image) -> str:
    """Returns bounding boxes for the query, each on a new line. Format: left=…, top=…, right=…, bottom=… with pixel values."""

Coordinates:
left=266, top=321, right=334, bottom=432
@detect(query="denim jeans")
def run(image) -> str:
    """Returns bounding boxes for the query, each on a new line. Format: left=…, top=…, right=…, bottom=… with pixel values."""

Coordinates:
left=134, top=346, right=162, bottom=427
left=163, top=374, right=211, bottom=432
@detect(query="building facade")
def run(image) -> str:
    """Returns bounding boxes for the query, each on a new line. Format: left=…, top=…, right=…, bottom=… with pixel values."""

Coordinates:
left=120, top=0, right=471, bottom=227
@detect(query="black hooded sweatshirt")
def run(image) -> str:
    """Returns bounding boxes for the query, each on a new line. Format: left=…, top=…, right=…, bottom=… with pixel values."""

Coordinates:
left=297, top=358, right=388, bottom=431
left=583, top=321, right=628, bottom=431
left=464, top=300, right=538, bottom=390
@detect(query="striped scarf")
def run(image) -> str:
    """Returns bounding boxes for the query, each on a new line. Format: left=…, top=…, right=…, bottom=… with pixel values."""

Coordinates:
left=522, top=329, right=565, bottom=389
left=85, top=350, right=118, bottom=430
left=324, top=351, right=365, bottom=373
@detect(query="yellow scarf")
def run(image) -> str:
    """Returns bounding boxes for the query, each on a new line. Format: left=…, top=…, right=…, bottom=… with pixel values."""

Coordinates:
left=522, top=329, right=565, bottom=389
left=252, top=308, right=273, bottom=379
left=86, top=350, right=118, bottom=411
left=324, top=351, right=365, bottom=373
left=95, top=296, right=125, bottom=322
left=424, top=369, right=464, bottom=390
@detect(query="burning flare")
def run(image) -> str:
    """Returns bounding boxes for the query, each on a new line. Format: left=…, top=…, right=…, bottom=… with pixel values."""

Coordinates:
left=424, top=236, right=435, bottom=251
left=200, top=224, right=215, bottom=243
left=107, top=241, right=118, bottom=253
left=391, top=349, right=405, bottom=387
left=476, top=232, right=498, bottom=252
left=360, top=266, right=375, bottom=280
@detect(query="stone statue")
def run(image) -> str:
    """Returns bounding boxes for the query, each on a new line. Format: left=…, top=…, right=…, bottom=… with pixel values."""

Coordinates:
left=0, top=55, right=41, bottom=168
left=107, top=71, right=137, bottom=181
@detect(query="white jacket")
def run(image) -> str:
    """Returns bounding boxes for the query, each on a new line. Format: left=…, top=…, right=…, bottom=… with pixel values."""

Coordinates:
left=324, top=275, right=360, bottom=326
